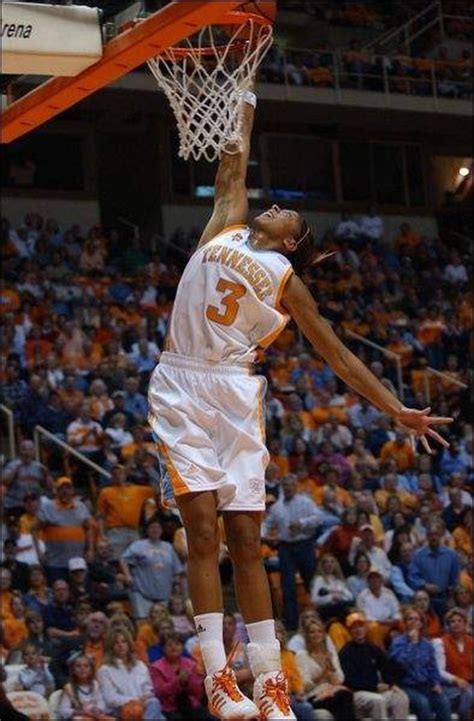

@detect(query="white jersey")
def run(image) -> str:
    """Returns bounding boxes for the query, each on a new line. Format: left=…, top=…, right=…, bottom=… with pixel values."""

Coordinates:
left=166, top=224, right=294, bottom=364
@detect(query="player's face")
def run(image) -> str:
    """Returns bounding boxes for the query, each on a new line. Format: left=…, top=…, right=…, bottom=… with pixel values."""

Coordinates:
left=252, top=205, right=302, bottom=247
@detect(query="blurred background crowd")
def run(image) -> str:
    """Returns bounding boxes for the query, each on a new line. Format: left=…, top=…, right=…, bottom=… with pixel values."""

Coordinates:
left=0, top=204, right=472, bottom=720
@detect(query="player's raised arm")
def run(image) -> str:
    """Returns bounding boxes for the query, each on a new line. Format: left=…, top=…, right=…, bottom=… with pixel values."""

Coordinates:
left=281, top=273, right=453, bottom=452
left=197, top=89, right=256, bottom=249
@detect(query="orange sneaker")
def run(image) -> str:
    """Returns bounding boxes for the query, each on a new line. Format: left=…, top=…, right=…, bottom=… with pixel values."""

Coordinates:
left=205, top=667, right=259, bottom=720
left=253, top=671, right=296, bottom=720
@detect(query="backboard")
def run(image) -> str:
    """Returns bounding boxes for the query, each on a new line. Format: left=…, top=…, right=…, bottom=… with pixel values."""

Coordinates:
left=0, top=1, right=246, bottom=144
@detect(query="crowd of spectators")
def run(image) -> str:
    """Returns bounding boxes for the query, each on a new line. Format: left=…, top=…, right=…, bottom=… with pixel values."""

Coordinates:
left=259, top=42, right=473, bottom=99
left=0, top=205, right=472, bottom=720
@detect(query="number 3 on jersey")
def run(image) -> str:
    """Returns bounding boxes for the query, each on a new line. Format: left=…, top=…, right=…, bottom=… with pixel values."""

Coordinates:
left=206, top=279, right=247, bottom=326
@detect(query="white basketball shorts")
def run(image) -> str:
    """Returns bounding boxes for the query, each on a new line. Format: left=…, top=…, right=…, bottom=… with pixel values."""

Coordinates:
left=148, top=352, right=269, bottom=512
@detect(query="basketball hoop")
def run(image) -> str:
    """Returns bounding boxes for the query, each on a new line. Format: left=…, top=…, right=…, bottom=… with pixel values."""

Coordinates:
left=147, top=7, right=274, bottom=162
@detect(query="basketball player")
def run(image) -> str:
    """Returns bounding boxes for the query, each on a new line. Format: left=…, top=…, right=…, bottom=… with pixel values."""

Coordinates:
left=148, top=88, right=452, bottom=720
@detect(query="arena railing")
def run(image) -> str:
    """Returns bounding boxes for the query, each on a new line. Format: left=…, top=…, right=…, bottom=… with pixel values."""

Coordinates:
left=363, top=1, right=442, bottom=54
left=260, top=45, right=472, bottom=107
left=342, top=329, right=405, bottom=402
left=423, top=367, right=469, bottom=404
left=33, top=425, right=111, bottom=498
left=0, top=403, right=16, bottom=460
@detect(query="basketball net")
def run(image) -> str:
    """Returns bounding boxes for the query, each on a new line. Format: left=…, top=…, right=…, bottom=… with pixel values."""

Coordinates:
left=148, top=20, right=273, bottom=162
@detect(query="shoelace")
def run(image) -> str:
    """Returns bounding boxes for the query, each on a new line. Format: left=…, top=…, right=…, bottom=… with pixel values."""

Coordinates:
left=211, top=641, right=244, bottom=704
left=262, top=672, right=291, bottom=716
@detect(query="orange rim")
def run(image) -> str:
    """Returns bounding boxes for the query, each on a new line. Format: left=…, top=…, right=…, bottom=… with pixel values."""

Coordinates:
left=164, top=10, right=273, bottom=60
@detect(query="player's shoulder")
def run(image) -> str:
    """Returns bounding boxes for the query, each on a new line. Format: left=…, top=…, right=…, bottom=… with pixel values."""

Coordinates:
left=213, top=224, right=250, bottom=244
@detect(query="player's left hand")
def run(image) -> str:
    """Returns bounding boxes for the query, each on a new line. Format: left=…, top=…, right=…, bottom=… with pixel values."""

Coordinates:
left=395, top=406, right=453, bottom=453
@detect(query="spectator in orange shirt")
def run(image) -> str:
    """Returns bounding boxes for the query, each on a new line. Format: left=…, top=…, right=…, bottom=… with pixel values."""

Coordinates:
left=268, top=438, right=290, bottom=478
left=136, top=602, right=170, bottom=656
left=386, top=330, right=414, bottom=369
left=417, top=306, right=446, bottom=368
left=0, top=281, right=21, bottom=312
left=121, top=425, right=157, bottom=462
left=4, top=595, right=28, bottom=649
left=97, top=464, right=155, bottom=560
left=308, top=57, right=335, bottom=87
left=380, top=431, right=416, bottom=472
left=0, top=568, right=15, bottom=621
left=375, top=472, right=417, bottom=513
left=413, top=589, right=442, bottom=638
left=313, top=467, right=352, bottom=508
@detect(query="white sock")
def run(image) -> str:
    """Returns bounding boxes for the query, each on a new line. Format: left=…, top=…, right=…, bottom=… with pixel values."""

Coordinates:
left=194, top=612, right=226, bottom=675
left=246, top=619, right=280, bottom=650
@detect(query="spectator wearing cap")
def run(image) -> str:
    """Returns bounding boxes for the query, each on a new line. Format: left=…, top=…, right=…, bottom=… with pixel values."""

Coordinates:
left=339, top=612, right=410, bottom=720
left=356, top=567, right=401, bottom=646
left=68, top=557, right=92, bottom=606
left=102, top=391, right=135, bottom=430
left=389, top=605, right=451, bottom=721
left=120, top=518, right=184, bottom=619
left=408, top=521, right=460, bottom=617
left=2, top=440, right=52, bottom=516
left=97, top=464, right=155, bottom=560
left=35, top=476, right=93, bottom=583
left=433, top=607, right=473, bottom=721
left=262, top=474, right=321, bottom=630
left=349, top=524, right=392, bottom=580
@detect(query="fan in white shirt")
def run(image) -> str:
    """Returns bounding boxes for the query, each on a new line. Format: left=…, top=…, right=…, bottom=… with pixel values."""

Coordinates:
left=357, top=568, right=401, bottom=623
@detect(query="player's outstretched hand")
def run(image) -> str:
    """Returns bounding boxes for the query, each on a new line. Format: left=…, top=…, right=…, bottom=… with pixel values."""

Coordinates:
left=395, top=406, right=453, bottom=454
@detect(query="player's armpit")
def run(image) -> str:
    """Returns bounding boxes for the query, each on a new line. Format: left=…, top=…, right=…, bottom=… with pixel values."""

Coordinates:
left=281, top=274, right=402, bottom=418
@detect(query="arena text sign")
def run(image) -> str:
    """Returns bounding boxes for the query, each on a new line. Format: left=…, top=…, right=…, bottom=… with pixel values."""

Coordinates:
left=1, top=22, right=33, bottom=38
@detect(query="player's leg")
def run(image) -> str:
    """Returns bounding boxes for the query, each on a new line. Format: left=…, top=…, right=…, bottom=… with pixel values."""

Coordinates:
left=224, top=510, right=296, bottom=720
left=176, top=491, right=259, bottom=720
left=223, top=510, right=273, bottom=620
left=176, top=490, right=223, bottom=614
